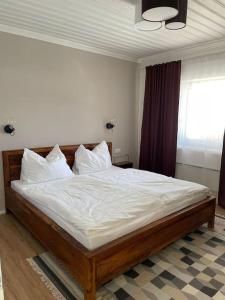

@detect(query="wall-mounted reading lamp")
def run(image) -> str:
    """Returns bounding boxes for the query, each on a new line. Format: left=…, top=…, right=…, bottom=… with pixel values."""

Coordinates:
left=106, top=122, right=115, bottom=130
left=4, top=124, right=16, bottom=136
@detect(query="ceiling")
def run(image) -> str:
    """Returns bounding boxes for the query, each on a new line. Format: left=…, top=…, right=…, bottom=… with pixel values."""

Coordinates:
left=0, top=0, right=225, bottom=62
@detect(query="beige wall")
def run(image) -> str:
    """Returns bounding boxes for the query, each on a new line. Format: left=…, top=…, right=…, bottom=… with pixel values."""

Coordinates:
left=0, top=32, right=136, bottom=212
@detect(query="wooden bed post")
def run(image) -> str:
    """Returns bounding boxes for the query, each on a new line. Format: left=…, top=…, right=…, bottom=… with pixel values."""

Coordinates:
left=208, top=218, right=215, bottom=229
left=208, top=198, right=216, bottom=229
left=208, top=214, right=215, bottom=229
left=84, top=258, right=96, bottom=300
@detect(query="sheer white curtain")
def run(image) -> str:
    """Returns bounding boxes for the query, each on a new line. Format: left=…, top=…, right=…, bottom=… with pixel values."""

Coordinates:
left=177, top=53, right=225, bottom=175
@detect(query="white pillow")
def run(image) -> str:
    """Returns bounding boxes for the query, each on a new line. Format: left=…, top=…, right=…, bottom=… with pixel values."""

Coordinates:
left=73, top=141, right=112, bottom=175
left=20, top=144, right=74, bottom=183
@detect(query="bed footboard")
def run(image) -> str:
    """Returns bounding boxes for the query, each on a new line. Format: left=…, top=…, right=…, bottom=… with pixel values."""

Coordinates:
left=91, top=197, right=216, bottom=287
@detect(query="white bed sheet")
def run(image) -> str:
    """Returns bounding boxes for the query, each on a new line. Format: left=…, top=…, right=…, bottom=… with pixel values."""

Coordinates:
left=11, top=166, right=210, bottom=250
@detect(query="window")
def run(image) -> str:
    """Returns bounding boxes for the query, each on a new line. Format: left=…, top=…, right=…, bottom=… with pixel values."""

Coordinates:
left=177, top=53, right=225, bottom=171
left=178, top=77, right=225, bottom=151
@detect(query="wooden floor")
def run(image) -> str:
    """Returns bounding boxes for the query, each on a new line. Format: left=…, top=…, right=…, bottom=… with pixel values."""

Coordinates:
left=0, top=206, right=225, bottom=300
left=0, top=213, right=54, bottom=300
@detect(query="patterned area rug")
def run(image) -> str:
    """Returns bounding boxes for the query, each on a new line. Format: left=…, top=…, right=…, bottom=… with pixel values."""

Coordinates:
left=27, top=216, right=225, bottom=300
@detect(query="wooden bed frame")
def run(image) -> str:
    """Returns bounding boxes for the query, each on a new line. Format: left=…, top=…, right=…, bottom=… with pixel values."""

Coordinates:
left=2, top=143, right=216, bottom=300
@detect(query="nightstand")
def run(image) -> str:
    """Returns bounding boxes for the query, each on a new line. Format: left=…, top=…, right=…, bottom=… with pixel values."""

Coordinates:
left=113, top=161, right=133, bottom=169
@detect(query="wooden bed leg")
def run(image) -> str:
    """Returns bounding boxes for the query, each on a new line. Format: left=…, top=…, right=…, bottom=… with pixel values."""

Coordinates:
left=208, top=216, right=215, bottom=229
left=84, top=258, right=96, bottom=300
left=84, top=286, right=96, bottom=300
left=6, top=207, right=11, bottom=214
left=208, top=199, right=216, bottom=229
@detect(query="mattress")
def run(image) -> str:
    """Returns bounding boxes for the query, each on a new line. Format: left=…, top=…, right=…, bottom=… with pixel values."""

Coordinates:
left=11, top=166, right=210, bottom=250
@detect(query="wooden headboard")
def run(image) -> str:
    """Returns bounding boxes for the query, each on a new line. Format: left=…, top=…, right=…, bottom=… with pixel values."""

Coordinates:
left=2, top=142, right=112, bottom=189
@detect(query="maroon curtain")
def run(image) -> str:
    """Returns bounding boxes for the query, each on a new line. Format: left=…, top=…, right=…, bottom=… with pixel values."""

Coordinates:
left=139, top=61, right=181, bottom=177
left=218, top=132, right=225, bottom=208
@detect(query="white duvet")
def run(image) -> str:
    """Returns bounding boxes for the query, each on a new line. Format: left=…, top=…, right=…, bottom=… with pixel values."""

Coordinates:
left=11, top=167, right=210, bottom=250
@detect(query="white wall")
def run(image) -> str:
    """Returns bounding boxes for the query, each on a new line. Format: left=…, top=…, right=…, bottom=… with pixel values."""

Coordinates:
left=0, top=32, right=137, bottom=212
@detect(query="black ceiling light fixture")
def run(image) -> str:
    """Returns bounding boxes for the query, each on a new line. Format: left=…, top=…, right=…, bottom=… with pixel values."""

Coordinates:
left=135, top=0, right=188, bottom=32
left=135, top=0, right=162, bottom=31
left=142, top=0, right=179, bottom=22
left=165, top=0, right=188, bottom=30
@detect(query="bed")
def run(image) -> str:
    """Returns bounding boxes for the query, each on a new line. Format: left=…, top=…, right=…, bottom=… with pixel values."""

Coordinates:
left=2, top=143, right=216, bottom=300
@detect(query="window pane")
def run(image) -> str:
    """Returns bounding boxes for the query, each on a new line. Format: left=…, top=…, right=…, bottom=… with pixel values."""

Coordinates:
left=178, top=77, right=225, bottom=151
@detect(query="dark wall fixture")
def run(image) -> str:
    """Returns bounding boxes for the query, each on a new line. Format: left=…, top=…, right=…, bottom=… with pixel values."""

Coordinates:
left=106, top=123, right=115, bottom=130
left=4, top=124, right=16, bottom=136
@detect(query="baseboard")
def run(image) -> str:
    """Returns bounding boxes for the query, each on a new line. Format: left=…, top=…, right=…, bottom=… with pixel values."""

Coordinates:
left=0, top=210, right=6, bottom=215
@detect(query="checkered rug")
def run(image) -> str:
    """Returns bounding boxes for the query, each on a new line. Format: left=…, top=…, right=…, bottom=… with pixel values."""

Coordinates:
left=27, top=216, right=225, bottom=300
